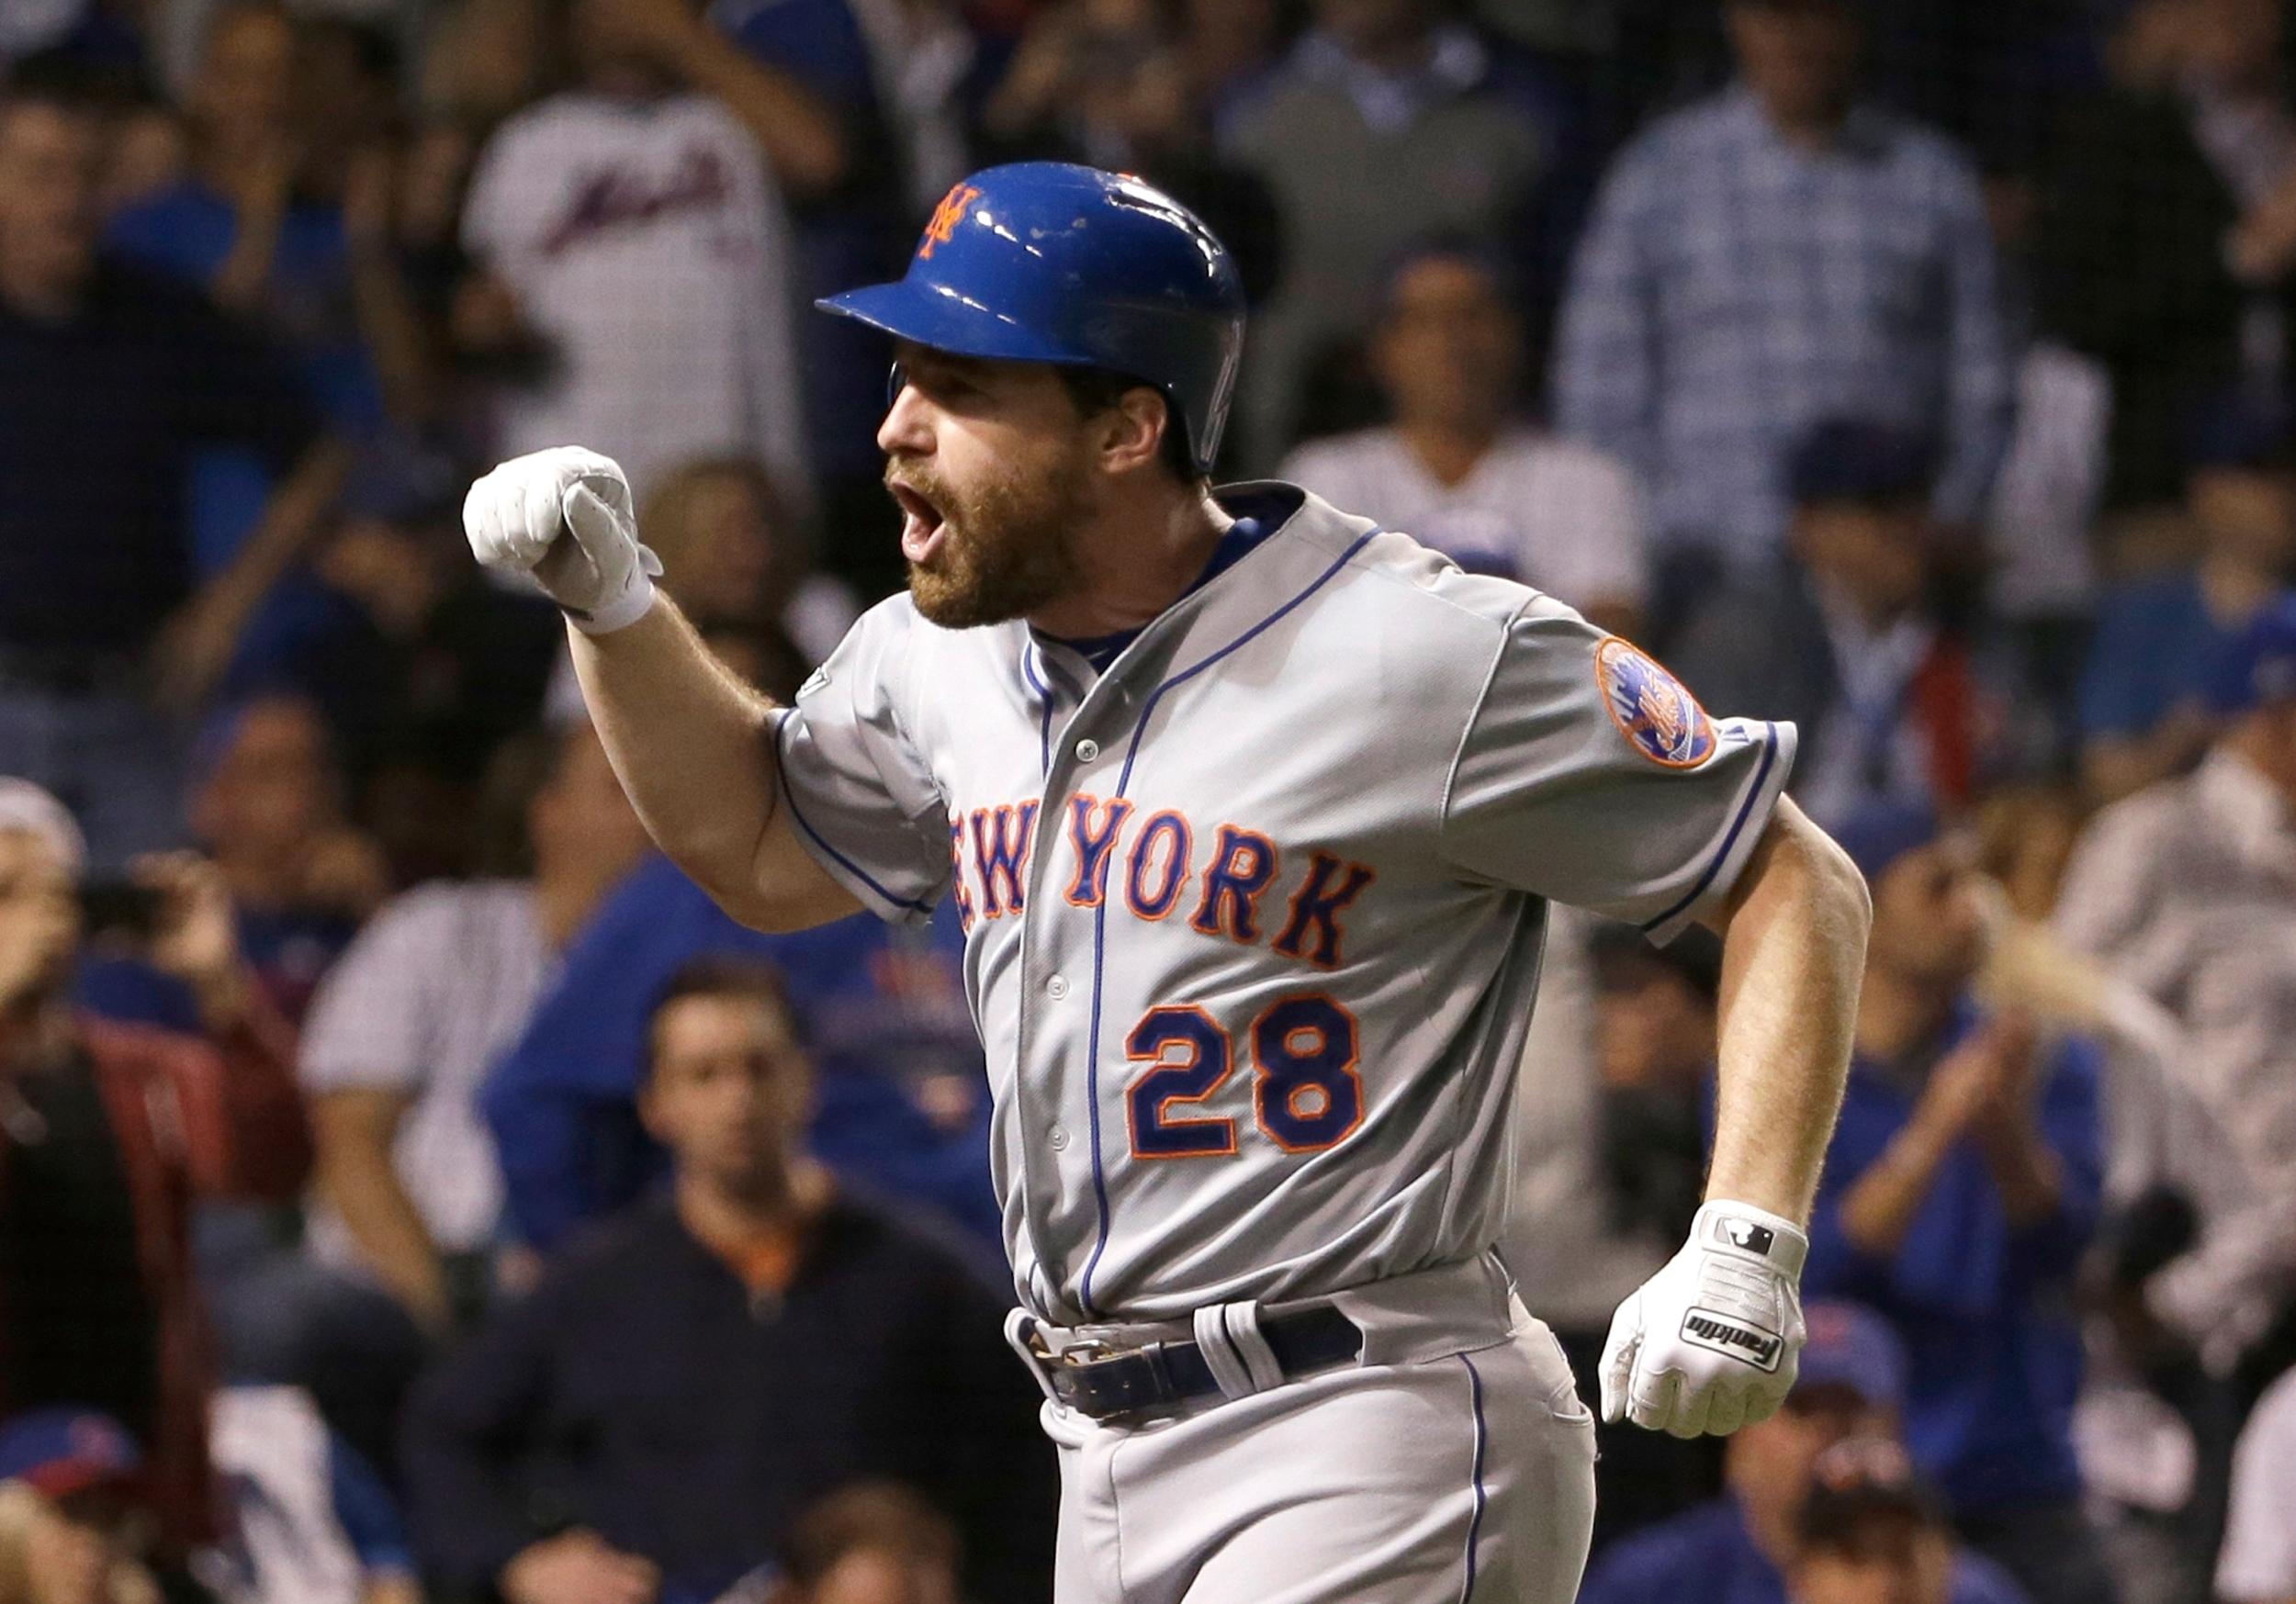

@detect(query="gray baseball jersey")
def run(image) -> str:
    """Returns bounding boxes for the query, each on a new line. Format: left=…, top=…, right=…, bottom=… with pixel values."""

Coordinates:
left=773, top=486, right=1795, bottom=1325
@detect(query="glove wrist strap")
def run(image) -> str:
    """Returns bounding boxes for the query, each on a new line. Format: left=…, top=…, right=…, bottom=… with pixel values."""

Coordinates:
left=563, top=543, right=664, bottom=636
left=1692, top=1200, right=1809, bottom=1278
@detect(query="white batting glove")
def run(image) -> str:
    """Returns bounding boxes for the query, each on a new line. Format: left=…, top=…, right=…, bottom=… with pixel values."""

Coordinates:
left=1600, top=1201, right=1808, bottom=1439
left=463, top=446, right=663, bottom=634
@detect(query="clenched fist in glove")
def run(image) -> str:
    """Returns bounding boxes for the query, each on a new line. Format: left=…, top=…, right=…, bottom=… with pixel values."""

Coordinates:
left=464, top=447, right=663, bottom=634
left=1601, top=1200, right=1808, bottom=1439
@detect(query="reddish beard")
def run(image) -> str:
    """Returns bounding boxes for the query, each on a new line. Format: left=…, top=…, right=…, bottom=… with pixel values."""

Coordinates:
left=894, top=452, right=1090, bottom=629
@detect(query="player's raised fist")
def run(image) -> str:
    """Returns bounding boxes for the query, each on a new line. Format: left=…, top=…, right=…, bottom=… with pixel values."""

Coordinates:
left=464, top=446, right=663, bottom=634
left=1600, top=1200, right=1808, bottom=1440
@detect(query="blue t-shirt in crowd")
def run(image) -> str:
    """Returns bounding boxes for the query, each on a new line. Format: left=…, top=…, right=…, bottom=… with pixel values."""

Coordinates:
left=1580, top=1497, right=2032, bottom=1604
left=1805, top=1001, right=2103, bottom=1514
left=107, top=183, right=382, bottom=577
left=107, top=183, right=383, bottom=432
left=711, top=0, right=908, bottom=481
left=480, top=855, right=995, bottom=1256
left=2077, top=569, right=2245, bottom=739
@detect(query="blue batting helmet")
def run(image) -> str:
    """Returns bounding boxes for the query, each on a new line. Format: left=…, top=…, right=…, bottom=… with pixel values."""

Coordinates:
left=816, top=163, right=1246, bottom=476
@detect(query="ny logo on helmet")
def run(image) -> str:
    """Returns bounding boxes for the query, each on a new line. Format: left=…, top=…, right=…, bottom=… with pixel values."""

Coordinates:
left=917, top=184, right=982, bottom=260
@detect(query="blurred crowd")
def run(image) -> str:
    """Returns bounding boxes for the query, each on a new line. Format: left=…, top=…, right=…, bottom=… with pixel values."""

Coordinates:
left=2, top=0, right=2295, bottom=1600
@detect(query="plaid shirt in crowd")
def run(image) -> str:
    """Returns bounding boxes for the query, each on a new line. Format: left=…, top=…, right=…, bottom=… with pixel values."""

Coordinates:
left=1554, top=88, right=2014, bottom=566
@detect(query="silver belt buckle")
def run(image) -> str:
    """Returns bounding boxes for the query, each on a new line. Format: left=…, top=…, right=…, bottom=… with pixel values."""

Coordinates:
left=1048, top=1335, right=1120, bottom=1368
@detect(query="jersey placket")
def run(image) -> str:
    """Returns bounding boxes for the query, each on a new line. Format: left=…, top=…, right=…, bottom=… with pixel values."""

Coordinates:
left=1010, top=637, right=1131, bottom=1319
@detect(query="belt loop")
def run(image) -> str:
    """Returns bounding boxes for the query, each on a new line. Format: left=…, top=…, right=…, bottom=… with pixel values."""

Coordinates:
left=1193, top=1301, right=1286, bottom=1399
left=1005, top=1310, right=1061, bottom=1407
left=1192, top=1306, right=1257, bottom=1400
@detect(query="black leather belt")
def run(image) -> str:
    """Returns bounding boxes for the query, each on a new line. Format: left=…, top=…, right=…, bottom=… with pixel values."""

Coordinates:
left=1040, top=1305, right=1363, bottom=1419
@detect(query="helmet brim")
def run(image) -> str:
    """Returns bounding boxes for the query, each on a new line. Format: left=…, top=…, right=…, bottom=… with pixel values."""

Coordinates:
left=816, top=281, right=1101, bottom=369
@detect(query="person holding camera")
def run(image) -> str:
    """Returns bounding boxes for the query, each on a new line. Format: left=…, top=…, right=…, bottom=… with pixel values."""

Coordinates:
left=0, top=777, right=310, bottom=1578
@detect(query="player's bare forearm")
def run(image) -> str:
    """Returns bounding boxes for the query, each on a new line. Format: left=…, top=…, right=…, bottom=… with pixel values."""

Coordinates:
left=1702, top=798, right=1871, bottom=1224
left=569, top=599, right=855, bottom=932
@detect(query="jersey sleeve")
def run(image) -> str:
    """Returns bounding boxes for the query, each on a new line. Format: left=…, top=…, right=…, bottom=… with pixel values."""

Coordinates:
left=771, top=601, right=953, bottom=924
left=1438, top=596, right=1796, bottom=942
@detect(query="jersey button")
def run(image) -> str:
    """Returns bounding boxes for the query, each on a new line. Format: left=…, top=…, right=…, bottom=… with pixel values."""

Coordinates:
left=1049, top=1125, right=1071, bottom=1150
left=1075, top=737, right=1100, bottom=763
left=1046, top=974, right=1070, bottom=1001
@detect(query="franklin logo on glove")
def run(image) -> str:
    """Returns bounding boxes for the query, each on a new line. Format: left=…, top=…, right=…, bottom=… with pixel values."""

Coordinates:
left=1681, top=1310, right=1784, bottom=1370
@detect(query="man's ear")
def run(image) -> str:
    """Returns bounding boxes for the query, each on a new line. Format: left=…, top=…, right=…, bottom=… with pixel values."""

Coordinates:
left=1100, top=387, right=1170, bottom=477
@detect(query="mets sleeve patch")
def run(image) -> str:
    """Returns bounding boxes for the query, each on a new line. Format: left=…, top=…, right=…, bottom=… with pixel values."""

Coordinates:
left=1595, top=635, right=1718, bottom=769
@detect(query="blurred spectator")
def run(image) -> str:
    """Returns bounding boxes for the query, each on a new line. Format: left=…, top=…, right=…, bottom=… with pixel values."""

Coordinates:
left=1554, top=0, right=2012, bottom=585
left=1506, top=915, right=1725, bottom=1550
left=0, top=781, right=310, bottom=1565
left=2077, top=387, right=2296, bottom=802
left=0, top=1410, right=163, bottom=1604
left=186, top=693, right=390, bottom=1023
left=2055, top=595, right=2296, bottom=1395
left=300, top=723, right=647, bottom=1334
left=1785, top=1437, right=1996, bottom=1604
left=1220, top=0, right=1569, bottom=464
left=1670, top=421, right=2038, bottom=830
left=1589, top=925, right=1722, bottom=1257
left=975, top=0, right=1284, bottom=315
left=1581, top=1300, right=2027, bottom=1604
left=0, top=68, right=343, bottom=866
left=106, top=4, right=433, bottom=437
left=1981, top=342, right=2109, bottom=742
left=400, top=959, right=1054, bottom=1604
left=483, top=856, right=992, bottom=1255
left=2034, top=0, right=2296, bottom=510
left=982, top=0, right=1189, bottom=163
left=215, top=724, right=651, bottom=1479
left=2219, top=1363, right=2296, bottom=1604
left=766, top=1483, right=961, bottom=1604
left=547, top=455, right=861, bottom=725
left=706, top=0, right=950, bottom=592
left=1281, top=239, right=1649, bottom=634
left=197, top=1385, right=420, bottom=1604
left=1805, top=802, right=2109, bottom=1604
left=218, top=444, right=568, bottom=824
left=640, top=456, right=858, bottom=665
left=456, top=0, right=814, bottom=503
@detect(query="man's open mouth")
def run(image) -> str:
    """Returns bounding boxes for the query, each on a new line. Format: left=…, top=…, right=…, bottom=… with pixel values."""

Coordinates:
left=889, top=480, right=947, bottom=564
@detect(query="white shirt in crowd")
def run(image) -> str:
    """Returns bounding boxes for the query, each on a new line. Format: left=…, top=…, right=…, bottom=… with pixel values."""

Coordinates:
left=2221, top=1365, right=2296, bottom=1603
left=2055, top=749, right=2296, bottom=1367
left=197, top=1387, right=404, bottom=1604
left=298, top=881, right=557, bottom=1274
left=462, top=92, right=812, bottom=505
left=1280, top=426, right=1649, bottom=617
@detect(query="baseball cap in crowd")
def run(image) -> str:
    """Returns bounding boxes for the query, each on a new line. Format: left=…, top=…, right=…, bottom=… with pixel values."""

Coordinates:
left=0, top=1409, right=142, bottom=1500
left=1797, top=1435, right=1946, bottom=1544
left=2207, top=592, right=2296, bottom=715
left=0, top=779, right=85, bottom=877
left=1793, top=1300, right=1908, bottom=1412
left=1786, top=421, right=1939, bottom=509
left=1828, top=800, right=1942, bottom=891
left=2182, top=387, right=2296, bottom=474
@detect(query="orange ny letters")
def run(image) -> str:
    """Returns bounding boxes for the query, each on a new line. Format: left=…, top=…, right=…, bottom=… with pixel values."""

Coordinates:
left=917, top=183, right=982, bottom=260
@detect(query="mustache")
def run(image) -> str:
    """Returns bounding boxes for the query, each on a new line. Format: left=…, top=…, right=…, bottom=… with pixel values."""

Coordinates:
left=884, top=460, right=948, bottom=503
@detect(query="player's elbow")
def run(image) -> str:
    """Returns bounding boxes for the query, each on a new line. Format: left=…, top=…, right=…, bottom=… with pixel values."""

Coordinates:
left=676, top=822, right=861, bottom=937
left=1720, top=800, right=1872, bottom=945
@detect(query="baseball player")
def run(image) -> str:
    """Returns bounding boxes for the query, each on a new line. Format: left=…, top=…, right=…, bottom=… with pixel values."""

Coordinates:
left=464, top=163, right=1873, bottom=1603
